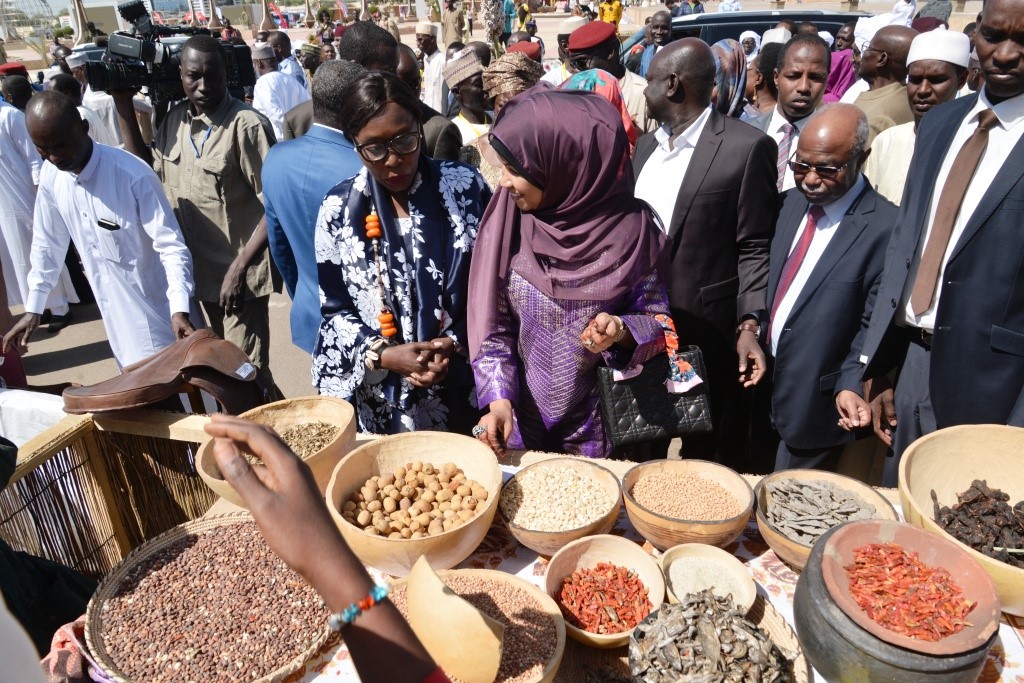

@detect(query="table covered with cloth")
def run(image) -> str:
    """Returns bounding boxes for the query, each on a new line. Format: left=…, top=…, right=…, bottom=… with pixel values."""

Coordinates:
left=292, top=453, right=1024, bottom=683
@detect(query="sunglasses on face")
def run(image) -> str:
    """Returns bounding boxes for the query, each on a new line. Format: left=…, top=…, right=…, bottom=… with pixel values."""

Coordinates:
left=788, top=156, right=848, bottom=180
left=355, top=131, right=421, bottom=163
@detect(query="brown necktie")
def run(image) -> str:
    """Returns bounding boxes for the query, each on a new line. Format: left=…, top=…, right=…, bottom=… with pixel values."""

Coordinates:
left=910, top=109, right=1000, bottom=316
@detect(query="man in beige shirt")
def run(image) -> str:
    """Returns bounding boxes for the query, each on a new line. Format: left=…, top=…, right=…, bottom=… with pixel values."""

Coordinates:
left=852, top=25, right=918, bottom=141
left=114, top=34, right=280, bottom=395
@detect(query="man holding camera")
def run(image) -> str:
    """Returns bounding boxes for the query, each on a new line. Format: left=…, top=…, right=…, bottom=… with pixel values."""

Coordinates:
left=113, top=34, right=281, bottom=396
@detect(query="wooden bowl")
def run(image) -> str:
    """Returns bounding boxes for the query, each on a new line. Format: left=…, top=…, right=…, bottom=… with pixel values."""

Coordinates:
left=197, top=396, right=356, bottom=508
left=500, top=458, right=621, bottom=557
left=899, top=424, right=1024, bottom=616
left=821, top=519, right=1000, bottom=656
left=660, top=543, right=756, bottom=612
left=621, top=459, right=754, bottom=550
left=544, top=534, right=666, bottom=649
left=755, top=469, right=899, bottom=572
left=86, top=513, right=331, bottom=683
left=325, top=431, right=501, bottom=577
left=392, top=568, right=566, bottom=683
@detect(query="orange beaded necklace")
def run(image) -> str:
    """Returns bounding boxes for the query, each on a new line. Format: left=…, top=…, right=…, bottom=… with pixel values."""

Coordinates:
left=365, top=211, right=398, bottom=339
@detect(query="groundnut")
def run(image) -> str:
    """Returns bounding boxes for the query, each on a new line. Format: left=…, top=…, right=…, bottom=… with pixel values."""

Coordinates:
left=366, top=500, right=382, bottom=513
left=421, top=490, right=436, bottom=504
left=456, top=484, right=471, bottom=497
left=342, top=501, right=357, bottom=513
left=356, top=510, right=371, bottom=526
left=383, top=497, right=397, bottom=513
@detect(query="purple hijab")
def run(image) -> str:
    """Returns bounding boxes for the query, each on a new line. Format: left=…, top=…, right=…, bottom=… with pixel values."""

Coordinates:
left=467, top=89, right=667, bottom=360
left=825, top=49, right=858, bottom=103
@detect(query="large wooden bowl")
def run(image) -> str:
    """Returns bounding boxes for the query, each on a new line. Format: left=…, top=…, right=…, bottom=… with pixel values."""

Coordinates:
left=500, top=458, right=621, bottom=557
left=544, top=534, right=666, bottom=649
left=197, top=396, right=356, bottom=508
left=660, top=543, right=756, bottom=611
left=899, top=424, right=1024, bottom=616
left=325, top=432, right=501, bottom=577
left=392, top=568, right=566, bottom=683
left=621, top=459, right=754, bottom=550
left=755, top=469, right=899, bottom=572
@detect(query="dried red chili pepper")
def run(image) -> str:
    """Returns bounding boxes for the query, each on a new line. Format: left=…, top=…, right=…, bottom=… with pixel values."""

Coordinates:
left=557, top=562, right=652, bottom=635
left=844, top=542, right=975, bottom=641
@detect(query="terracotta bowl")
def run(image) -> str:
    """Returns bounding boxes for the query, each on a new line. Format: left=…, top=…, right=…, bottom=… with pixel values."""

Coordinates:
left=197, top=396, right=356, bottom=508
left=899, top=424, right=1024, bottom=616
left=544, top=534, right=666, bottom=649
left=820, top=519, right=1000, bottom=656
left=659, top=543, right=756, bottom=611
left=621, top=459, right=754, bottom=551
left=325, top=431, right=502, bottom=577
left=392, top=568, right=566, bottom=683
left=500, top=458, right=622, bottom=557
left=754, top=469, right=899, bottom=572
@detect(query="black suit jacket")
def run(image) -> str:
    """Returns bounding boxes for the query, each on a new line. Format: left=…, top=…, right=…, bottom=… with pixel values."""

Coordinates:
left=861, top=94, right=1024, bottom=428
left=632, top=110, right=779, bottom=378
left=282, top=100, right=462, bottom=161
left=768, top=184, right=898, bottom=450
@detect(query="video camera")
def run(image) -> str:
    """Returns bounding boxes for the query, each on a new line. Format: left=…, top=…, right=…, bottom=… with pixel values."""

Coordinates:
left=84, top=0, right=256, bottom=105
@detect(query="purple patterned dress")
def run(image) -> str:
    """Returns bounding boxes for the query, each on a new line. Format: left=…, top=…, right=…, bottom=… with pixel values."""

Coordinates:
left=473, top=254, right=670, bottom=457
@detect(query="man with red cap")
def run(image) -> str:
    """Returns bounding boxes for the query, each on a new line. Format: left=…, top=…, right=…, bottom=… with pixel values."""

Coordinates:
left=567, top=20, right=656, bottom=133
left=506, top=40, right=541, bottom=62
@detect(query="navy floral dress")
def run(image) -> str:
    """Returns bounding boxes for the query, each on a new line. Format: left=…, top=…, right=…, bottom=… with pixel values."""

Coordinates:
left=312, top=158, right=492, bottom=434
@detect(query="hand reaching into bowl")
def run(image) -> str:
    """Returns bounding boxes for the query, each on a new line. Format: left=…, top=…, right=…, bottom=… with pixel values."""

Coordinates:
left=204, top=414, right=440, bottom=683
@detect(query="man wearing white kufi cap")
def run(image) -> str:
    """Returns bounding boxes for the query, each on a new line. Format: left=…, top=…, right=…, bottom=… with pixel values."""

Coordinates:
left=250, top=41, right=310, bottom=141
left=416, top=21, right=445, bottom=112
left=863, top=28, right=969, bottom=204
left=541, top=16, right=587, bottom=87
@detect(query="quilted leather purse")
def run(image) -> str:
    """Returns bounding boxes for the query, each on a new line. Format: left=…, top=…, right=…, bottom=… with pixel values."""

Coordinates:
left=596, top=345, right=713, bottom=449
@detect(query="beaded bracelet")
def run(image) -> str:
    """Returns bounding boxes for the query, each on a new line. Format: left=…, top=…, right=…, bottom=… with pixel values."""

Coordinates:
left=327, top=584, right=390, bottom=631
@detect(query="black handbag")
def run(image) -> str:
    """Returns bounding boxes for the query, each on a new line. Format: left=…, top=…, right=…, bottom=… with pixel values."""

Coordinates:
left=596, top=346, right=713, bottom=449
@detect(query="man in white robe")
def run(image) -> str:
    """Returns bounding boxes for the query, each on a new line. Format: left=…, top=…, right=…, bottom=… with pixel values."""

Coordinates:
left=250, top=42, right=310, bottom=141
left=3, top=92, right=199, bottom=368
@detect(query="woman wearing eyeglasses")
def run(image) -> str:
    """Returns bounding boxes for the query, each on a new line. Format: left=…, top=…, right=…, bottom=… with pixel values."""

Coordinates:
left=313, top=71, right=492, bottom=434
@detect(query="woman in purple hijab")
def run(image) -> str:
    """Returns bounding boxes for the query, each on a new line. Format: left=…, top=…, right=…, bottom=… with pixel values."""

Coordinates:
left=468, top=89, right=670, bottom=458
left=825, top=48, right=858, bottom=102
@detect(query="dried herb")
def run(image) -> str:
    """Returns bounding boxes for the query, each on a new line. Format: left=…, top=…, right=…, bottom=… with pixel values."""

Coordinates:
left=765, top=479, right=877, bottom=546
left=558, top=562, right=652, bottom=635
left=845, top=542, right=974, bottom=641
left=629, top=590, right=793, bottom=682
left=933, top=479, right=1024, bottom=569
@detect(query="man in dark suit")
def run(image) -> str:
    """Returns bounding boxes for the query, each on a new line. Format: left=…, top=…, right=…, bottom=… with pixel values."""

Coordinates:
left=262, top=61, right=366, bottom=354
left=857, top=0, right=1024, bottom=486
left=633, top=38, right=778, bottom=467
left=766, top=104, right=898, bottom=471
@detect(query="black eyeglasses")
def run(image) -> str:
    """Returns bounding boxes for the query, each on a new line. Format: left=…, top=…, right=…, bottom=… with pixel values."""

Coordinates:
left=788, top=156, right=848, bottom=179
left=568, top=55, right=592, bottom=73
left=355, top=131, right=421, bottom=163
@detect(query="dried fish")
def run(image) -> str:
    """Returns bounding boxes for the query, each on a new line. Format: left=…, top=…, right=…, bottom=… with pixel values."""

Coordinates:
left=933, top=480, right=1024, bottom=569
left=629, top=590, right=794, bottom=683
left=765, top=479, right=877, bottom=546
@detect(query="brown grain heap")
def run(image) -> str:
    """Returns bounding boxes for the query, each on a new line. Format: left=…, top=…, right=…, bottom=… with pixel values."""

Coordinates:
left=241, top=421, right=340, bottom=466
left=631, top=470, right=744, bottom=520
left=99, top=522, right=328, bottom=682
left=391, top=574, right=559, bottom=683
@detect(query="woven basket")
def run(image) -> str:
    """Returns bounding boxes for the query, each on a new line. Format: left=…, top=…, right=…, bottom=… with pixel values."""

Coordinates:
left=85, top=513, right=332, bottom=683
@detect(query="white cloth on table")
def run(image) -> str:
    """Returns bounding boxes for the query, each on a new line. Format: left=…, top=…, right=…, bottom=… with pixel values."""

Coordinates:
left=0, top=101, right=76, bottom=313
left=0, top=388, right=66, bottom=447
left=252, top=70, right=311, bottom=141
left=421, top=50, right=446, bottom=113
left=27, top=143, right=199, bottom=368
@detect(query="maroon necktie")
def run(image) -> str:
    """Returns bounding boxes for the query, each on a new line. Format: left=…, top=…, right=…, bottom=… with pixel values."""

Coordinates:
left=768, top=205, right=826, bottom=340
left=910, top=109, right=999, bottom=315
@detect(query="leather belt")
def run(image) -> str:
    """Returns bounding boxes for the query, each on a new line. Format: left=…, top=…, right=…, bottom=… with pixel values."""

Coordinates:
left=907, top=327, right=933, bottom=348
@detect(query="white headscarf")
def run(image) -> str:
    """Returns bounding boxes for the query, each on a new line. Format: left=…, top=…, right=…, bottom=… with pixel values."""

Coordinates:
left=739, top=30, right=761, bottom=66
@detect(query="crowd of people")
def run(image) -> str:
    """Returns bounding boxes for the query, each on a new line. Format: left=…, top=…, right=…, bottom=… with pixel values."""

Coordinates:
left=0, top=1, right=1021, bottom=481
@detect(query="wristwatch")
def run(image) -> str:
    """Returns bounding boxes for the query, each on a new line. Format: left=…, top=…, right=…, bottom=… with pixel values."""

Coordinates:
left=365, top=338, right=391, bottom=371
left=736, top=320, right=760, bottom=340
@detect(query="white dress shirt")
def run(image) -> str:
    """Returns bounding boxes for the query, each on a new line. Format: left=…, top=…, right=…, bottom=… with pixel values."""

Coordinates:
left=27, top=143, right=197, bottom=367
left=771, top=175, right=867, bottom=355
left=252, top=70, right=311, bottom=141
left=634, top=106, right=712, bottom=232
left=839, top=79, right=870, bottom=105
left=421, top=50, right=446, bottom=113
left=541, top=62, right=569, bottom=87
left=277, top=55, right=307, bottom=88
left=451, top=113, right=491, bottom=145
left=766, top=106, right=811, bottom=191
left=0, top=102, right=75, bottom=313
left=901, top=89, right=1024, bottom=332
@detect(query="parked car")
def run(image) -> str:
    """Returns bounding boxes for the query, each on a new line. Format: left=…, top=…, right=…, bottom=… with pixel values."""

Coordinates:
left=620, top=9, right=866, bottom=55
